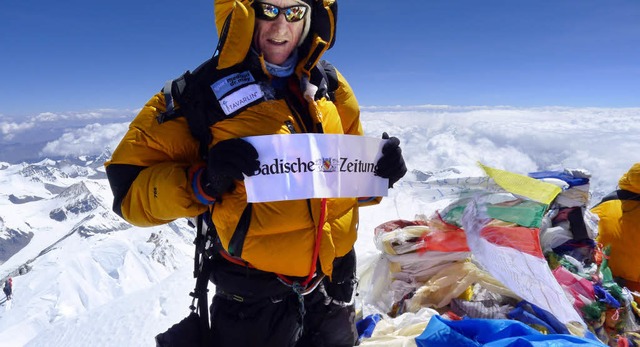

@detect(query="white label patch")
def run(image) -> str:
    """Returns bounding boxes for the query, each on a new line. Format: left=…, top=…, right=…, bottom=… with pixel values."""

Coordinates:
left=219, top=84, right=264, bottom=115
left=211, top=71, right=255, bottom=99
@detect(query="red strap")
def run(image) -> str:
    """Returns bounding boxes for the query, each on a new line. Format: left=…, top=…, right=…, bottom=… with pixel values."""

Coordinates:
left=277, top=198, right=327, bottom=287
left=218, top=248, right=253, bottom=268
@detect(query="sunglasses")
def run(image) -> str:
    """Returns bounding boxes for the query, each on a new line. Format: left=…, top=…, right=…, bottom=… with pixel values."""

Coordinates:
left=253, top=2, right=308, bottom=22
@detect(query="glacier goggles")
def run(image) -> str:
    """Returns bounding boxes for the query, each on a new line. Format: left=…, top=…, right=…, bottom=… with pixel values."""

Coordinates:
left=253, top=2, right=308, bottom=22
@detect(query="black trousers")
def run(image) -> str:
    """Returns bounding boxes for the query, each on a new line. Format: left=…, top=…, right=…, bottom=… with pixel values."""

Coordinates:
left=209, top=250, right=357, bottom=347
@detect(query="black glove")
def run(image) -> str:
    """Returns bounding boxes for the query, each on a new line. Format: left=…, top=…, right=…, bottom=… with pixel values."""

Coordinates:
left=200, top=138, right=260, bottom=197
left=375, top=132, right=407, bottom=188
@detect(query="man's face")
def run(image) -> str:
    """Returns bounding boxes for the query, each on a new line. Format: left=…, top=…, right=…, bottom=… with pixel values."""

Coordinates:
left=253, top=0, right=306, bottom=65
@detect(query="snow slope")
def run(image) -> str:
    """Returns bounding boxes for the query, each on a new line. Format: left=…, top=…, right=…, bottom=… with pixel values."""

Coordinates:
left=0, top=105, right=638, bottom=346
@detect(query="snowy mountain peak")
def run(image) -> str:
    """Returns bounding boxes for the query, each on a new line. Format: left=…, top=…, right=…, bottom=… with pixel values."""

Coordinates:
left=19, top=162, right=69, bottom=183
left=49, top=181, right=108, bottom=222
left=56, top=180, right=97, bottom=200
left=53, top=150, right=111, bottom=177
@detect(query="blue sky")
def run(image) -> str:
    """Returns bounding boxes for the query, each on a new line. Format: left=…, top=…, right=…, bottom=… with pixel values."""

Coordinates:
left=2, top=0, right=639, bottom=117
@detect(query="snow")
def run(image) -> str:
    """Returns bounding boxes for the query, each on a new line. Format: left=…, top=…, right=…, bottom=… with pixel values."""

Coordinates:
left=0, top=105, right=639, bottom=346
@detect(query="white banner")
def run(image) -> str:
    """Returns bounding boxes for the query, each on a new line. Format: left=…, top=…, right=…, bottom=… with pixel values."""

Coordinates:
left=461, top=199, right=585, bottom=326
left=243, top=134, right=388, bottom=202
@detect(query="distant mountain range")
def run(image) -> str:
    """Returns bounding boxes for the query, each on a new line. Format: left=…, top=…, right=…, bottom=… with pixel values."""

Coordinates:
left=0, top=154, right=197, bottom=345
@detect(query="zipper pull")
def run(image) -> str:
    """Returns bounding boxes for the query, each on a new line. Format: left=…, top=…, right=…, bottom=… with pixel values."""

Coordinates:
left=285, top=120, right=297, bottom=134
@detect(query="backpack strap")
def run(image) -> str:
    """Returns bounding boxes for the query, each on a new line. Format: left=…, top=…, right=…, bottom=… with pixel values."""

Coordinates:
left=319, top=60, right=339, bottom=101
left=189, top=213, right=215, bottom=346
left=158, top=75, right=188, bottom=124
left=155, top=59, right=225, bottom=343
left=306, top=60, right=339, bottom=102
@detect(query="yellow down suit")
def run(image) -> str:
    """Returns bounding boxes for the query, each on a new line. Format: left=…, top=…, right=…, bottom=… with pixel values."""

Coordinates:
left=592, top=163, right=640, bottom=285
left=105, top=0, right=375, bottom=279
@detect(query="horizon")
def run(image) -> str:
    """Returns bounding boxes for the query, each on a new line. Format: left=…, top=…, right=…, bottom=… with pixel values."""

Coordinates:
left=3, top=102, right=640, bottom=120
left=1, top=104, right=639, bottom=198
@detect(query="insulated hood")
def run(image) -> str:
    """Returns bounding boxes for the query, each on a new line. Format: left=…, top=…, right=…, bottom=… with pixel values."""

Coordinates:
left=213, top=0, right=338, bottom=76
left=619, top=163, right=640, bottom=194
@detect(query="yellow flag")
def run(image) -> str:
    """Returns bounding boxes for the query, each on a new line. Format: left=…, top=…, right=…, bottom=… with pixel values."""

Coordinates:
left=480, top=163, right=561, bottom=205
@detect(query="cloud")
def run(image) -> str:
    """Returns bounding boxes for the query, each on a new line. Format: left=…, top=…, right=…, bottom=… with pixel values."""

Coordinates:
left=40, top=122, right=129, bottom=157
left=33, top=109, right=136, bottom=123
left=13, top=104, right=640, bottom=199
left=1, top=120, right=36, bottom=140
left=33, top=109, right=133, bottom=123
left=1, top=109, right=136, bottom=142
left=361, top=105, right=640, bottom=197
left=32, top=112, right=67, bottom=122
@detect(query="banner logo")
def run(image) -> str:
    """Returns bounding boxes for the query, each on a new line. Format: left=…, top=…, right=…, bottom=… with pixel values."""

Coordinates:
left=319, top=158, right=337, bottom=172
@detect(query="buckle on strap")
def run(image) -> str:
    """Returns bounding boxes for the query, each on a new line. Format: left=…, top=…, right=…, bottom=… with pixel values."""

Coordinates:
left=216, top=289, right=245, bottom=303
left=276, top=274, right=325, bottom=296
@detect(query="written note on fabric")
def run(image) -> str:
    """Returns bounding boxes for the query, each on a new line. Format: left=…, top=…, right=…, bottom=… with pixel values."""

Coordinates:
left=461, top=199, right=585, bottom=326
left=244, top=134, right=388, bottom=202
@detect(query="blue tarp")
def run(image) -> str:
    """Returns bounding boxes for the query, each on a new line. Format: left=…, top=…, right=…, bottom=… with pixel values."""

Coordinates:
left=507, top=301, right=570, bottom=335
left=528, top=170, right=589, bottom=187
left=416, top=315, right=606, bottom=347
left=356, top=313, right=382, bottom=340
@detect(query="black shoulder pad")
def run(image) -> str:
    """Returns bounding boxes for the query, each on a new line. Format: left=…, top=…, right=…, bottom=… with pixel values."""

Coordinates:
left=156, top=57, right=226, bottom=158
left=320, top=60, right=339, bottom=94
left=157, top=58, right=222, bottom=124
left=311, top=60, right=339, bottom=101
